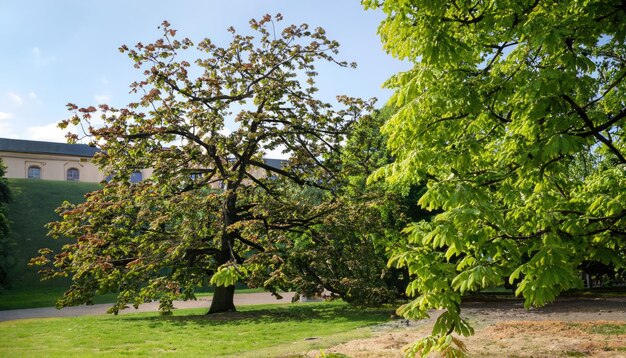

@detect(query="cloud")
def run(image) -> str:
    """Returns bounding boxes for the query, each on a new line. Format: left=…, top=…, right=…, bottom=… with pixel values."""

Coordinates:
left=32, top=46, right=56, bottom=65
left=100, top=77, right=110, bottom=85
left=94, top=94, right=111, bottom=103
left=0, top=112, right=14, bottom=120
left=26, top=114, right=106, bottom=143
left=0, top=123, right=18, bottom=139
left=27, top=122, right=73, bottom=143
left=0, top=114, right=18, bottom=138
left=28, top=91, right=37, bottom=100
left=217, top=127, right=232, bottom=136
left=8, top=92, right=23, bottom=105
left=263, top=144, right=290, bottom=159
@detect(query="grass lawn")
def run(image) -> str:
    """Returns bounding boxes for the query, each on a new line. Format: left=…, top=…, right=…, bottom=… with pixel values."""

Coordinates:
left=0, top=301, right=391, bottom=357
left=0, top=284, right=118, bottom=310
left=0, top=179, right=268, bottom=311
left=0, top=284, right=264, bottom=311
left=4, top=179, right=100, bottom=284
left=0, top=179, right=103, bottom=310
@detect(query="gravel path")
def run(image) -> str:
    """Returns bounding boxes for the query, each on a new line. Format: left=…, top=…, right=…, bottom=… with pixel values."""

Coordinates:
left=0, top=291, right=297, bottom=322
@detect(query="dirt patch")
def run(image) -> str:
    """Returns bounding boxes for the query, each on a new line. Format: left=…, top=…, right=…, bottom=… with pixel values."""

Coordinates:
left=312, top=296, right=626, bottom=357
left=469, top=321, right=626, bottom=358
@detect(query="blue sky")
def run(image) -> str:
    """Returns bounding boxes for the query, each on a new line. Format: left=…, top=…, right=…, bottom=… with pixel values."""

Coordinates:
left=0, top=1, right=408, bottom=143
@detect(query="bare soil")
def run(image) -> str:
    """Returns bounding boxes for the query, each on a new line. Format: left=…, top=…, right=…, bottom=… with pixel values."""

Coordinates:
left=312, top=295, right=626, bottom=357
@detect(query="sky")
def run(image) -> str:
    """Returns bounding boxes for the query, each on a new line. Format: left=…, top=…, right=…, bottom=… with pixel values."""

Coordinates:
left=0, top=1, right=409, bottom=145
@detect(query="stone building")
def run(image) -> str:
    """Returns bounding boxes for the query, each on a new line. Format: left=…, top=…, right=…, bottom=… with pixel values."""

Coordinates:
left=0, top=138, right=103, bottom=182
left=0, top=138, right=283, bottom=184
left=0, top=138, right=150, bottom=183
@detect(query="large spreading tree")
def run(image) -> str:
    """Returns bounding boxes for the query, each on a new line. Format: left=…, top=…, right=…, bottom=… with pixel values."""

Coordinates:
left=32, top=15, right=372, bottom=314
left=365, top=0, right=626, bottom=356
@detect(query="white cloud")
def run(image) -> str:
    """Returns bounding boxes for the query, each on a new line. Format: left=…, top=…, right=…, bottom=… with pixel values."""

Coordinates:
left=0, top=122, right=19, bottom=139
left=0, top=114, right=18, bottom=138
left=0, top=112, right=14, bottom=120
left=32, top=46, right=56, bottom=65
left=94, top=94, right=111, bottom=103
left=217, top=127, right=232, bottom=136
left=28, top=91, right=37, bottom=99
left=263, top=145, right=290, bottom=160
left=8, top=92, right=23, bottom=105
left=26, top=114, right=106, bottom=143
left=100, top=77, right=110, bottom=85
left=27, top=122, right=73, bottom=143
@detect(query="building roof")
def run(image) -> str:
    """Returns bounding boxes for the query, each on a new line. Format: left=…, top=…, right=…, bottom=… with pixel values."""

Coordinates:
left=263, top=158, right=286, bottom=169
left=0, top=138, right=288, bottom=165
left=0, top=138, right=100, bottom=158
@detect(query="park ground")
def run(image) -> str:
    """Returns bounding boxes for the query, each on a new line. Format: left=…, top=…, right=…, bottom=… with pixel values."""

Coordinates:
left=1, top=180, right=625, bottom=356
left=319, top=295, right=626, bottom=358
left=1, top=293, right=625, bottom=357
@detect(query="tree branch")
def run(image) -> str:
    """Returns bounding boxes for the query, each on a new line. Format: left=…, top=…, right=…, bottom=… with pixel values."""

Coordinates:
left=562, top=95, right=626, bottom=163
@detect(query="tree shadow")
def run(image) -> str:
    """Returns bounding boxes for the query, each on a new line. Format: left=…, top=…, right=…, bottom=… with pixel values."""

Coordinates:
left=121, top=303, right=393, bottom=329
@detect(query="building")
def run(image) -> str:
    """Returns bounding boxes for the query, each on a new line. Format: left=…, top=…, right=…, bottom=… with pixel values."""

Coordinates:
left=0, top=138, right=283, bottom=184
left=0, top=138, right=107, bottom=183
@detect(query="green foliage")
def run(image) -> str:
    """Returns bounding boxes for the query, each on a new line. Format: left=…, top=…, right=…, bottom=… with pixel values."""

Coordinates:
left=210, top=263, right=248, bottom=287
left=33, top=15, right=373, bottom=314
left=365, top=0, right=626, bottom=356
left=258, top=107, right=425, bottom=306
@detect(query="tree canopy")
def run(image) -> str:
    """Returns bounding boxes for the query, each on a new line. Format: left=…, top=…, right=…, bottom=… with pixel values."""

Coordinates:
left=364, top=0, right=626, bottom=356
left=274, top=106, right=424, bottom=306
left=32, top=15, right=372, bottom=314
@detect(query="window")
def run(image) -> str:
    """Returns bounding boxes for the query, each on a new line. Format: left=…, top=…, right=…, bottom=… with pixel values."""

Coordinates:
left=27, top=166, right=41, bottom=179
left=130, top=171, right=143, bottom=183
left=67, top=168, right=80, bottom=181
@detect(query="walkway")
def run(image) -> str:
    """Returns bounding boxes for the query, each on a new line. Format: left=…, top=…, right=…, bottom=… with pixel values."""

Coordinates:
left=0, top=291, right=297, bottom=322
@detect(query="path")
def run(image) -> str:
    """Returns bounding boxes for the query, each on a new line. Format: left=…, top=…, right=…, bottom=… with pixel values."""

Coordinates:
left=0, top=291, right=297, bottom=322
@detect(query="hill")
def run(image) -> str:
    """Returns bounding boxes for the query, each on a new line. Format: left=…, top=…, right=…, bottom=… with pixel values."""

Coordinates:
left=4, top=179, right=99, bottom=291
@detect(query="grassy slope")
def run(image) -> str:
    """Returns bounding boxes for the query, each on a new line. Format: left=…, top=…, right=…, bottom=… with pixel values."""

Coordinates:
left=0, top=179, right=100, bottom=308
left=0, top=179, right=261, bottom=310
left=0, top=302, right=392, bottom=357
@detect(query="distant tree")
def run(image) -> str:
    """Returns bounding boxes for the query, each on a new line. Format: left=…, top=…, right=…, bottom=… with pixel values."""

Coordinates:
left=365, top=0, right=626, bottom=356
left=31, top=15, right=372, bottom=314
left=260, top=107, right=424, bottom=306
left=0, top=159, right=12, bottom=287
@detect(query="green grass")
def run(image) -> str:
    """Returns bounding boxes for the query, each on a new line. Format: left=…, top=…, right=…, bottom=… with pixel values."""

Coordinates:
left=573, top=323, right=626, bottom=335
left=0, top=284, right=118, bottom=310
left=0, top=179, right=100, bottom=309
left=0, top=301, right=392, bottom=357
left=0, top=179, right=269, bottom=311
left=0, top=284, right=265, bottom=310
left=5, top=178, right=100, bottom=284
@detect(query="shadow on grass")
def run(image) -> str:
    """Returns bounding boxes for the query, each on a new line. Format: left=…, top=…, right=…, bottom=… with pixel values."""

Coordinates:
left=122, top=303, right=394, bottom=329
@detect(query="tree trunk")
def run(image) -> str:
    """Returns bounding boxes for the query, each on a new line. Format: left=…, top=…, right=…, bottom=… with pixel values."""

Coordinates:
left=208, top=284, right=236, bottom=313
left=207, top=187, right=238, bottom=314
